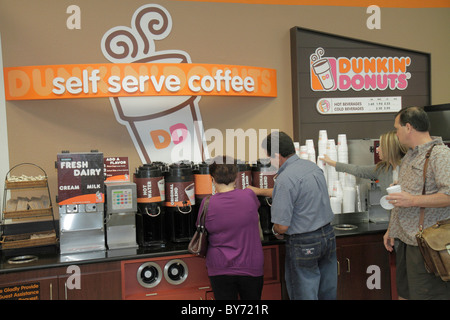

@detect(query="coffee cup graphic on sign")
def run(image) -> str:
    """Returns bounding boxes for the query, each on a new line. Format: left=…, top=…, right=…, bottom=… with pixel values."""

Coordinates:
left=310, top=47, right=335, bottom=91
left=101, top=4, right=208, bottom=164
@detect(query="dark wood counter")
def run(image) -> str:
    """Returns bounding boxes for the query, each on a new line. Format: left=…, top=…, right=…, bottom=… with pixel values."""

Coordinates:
left=0, top=212, right=388, bottom=275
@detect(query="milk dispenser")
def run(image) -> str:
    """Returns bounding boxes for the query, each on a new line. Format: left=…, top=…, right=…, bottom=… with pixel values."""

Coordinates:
left=57, top=151, right=106, bottom=254
left=251, top=159, right=277, bottom=234
left=104, top=182, right=138, bottom=249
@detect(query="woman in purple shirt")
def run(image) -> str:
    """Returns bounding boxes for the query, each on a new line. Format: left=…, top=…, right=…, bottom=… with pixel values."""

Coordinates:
left=197, top=157, right=264, bottom=300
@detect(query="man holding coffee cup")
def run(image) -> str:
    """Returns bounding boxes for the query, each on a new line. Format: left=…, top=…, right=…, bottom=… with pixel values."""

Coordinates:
left=386, top=106, right=450, bottom=300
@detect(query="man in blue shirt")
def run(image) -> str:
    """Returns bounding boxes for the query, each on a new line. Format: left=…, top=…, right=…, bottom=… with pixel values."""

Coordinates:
left=262, top=131, right=337, bottom=300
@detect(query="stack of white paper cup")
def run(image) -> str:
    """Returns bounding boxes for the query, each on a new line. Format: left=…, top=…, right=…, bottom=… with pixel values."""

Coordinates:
left=294, top=142, right=300, bottom=157
left=305, top=139, right=316, bottom=163
left=300, top=145, right=309, bottom=160
left=317, top=130, right=328, bottom=180
left=341, top=172, right=356, bottom=188
left=327, top=139, right=338, bottom=185
left=317, top=154, right=326, bottom=183
left=329, top=180, right=343, bottom=213
left=337, top=134, right=347, bottom=148
left=337, top=134, right=348, bottom=163
left=327, top=139, right=337, bottom=159
left=342, top=186, right=356, bottom=213
left=330, top=197, right=342, bottom=214
left=336, top=134, right=349, bottom=184
left=318, top=130, right=328, bottom=157
left=329, top=180, right=343, bottom=198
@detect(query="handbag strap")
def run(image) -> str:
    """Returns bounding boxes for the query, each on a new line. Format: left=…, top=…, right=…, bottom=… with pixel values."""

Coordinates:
left=198, top=195, right=211, bottom=228
left=418, top=144, right=436, bottom=232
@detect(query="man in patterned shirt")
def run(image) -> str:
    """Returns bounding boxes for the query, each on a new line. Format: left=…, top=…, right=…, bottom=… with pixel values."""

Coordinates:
left=386, top=106, right=450, bottom=299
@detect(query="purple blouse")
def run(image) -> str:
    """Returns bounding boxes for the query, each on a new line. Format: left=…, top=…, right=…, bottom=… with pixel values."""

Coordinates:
left=197, top=188, right=264, bottom=277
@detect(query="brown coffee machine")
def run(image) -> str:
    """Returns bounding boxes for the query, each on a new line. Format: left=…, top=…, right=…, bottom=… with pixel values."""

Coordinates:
left=251, top=159, right=276, bottom=234
left=164, top=162, right=196, bottom=242
left=134, top=163, right=167, bottom=247
left=192, top=162, right=213, bottom=231
left=235, top=161, right=252, bottom=189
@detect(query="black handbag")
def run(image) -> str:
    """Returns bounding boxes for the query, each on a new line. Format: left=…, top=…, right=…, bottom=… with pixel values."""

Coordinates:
left=188, top=196, right=211, bottom=257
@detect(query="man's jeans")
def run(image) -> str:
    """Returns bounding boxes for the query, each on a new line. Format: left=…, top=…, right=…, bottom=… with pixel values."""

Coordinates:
left=284, top=223, right=337, bottom=300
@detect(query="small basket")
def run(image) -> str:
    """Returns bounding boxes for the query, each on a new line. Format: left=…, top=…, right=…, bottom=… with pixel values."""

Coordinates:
left=2, top=207, right=53, bottom=220
left=0, top=231, right=57, bottom=249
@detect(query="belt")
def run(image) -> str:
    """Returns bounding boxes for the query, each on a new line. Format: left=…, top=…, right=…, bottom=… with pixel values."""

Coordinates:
left=284, top=223, right=332, bottom=238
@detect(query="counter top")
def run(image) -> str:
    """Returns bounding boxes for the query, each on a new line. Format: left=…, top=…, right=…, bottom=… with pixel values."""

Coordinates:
left=0, top=238, right=283, bottom=274
left=0, top=212, right=388, bottom=275
left=332, top=212, right=389, bottom=237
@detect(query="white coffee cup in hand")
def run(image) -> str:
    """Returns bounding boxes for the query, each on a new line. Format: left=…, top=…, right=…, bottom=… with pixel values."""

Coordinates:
left=380, top=185, right=401, bottom=210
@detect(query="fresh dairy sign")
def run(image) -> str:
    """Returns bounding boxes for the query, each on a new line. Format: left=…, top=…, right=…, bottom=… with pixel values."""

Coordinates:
left=3, top=4, right=277, bottom=164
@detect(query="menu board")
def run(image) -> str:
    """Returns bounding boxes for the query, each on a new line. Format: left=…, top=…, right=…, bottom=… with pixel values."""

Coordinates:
left=290, top=27, right=430, bottom=141
left=104, top=157, right=130, bottom=182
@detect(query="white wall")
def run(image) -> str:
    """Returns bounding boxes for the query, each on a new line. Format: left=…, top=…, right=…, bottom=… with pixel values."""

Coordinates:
left=0, top=33, right=10, bottom=212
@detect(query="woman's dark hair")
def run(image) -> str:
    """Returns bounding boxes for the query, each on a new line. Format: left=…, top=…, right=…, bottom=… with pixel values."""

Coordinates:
left=396, top=106, right=430, bottom=132
left=209, top=156, right=237, bottom=185
left=262, top=131, right=296, bottom=158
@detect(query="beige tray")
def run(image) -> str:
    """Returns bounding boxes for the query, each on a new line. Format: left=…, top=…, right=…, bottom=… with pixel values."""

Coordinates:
left=2, top=207, right=53, bottom=220
left=1, top=231, right=57, bottom=249
left=5, top=179, right=48, bottom=189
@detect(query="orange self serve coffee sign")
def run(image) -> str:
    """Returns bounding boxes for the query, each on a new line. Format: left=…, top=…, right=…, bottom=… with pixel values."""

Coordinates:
left=3, top=63, right=277, bottom=100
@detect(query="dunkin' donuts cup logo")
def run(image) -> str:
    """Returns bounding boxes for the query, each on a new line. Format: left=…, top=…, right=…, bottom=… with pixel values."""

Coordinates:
left=310, top=48, right=337, bottom=91
left=101, top=4, right=208, bottom=164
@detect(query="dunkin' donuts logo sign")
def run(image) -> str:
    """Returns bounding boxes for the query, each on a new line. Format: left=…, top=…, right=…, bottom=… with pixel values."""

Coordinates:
left=310, top=47, right=411, bottom=92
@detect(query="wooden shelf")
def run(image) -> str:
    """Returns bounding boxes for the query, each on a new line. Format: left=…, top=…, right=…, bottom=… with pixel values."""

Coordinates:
left=0, top=231, right=57, bottom=249
left=5, top=179, right=48, bottom=189
left=2, top=163, right=57, bottom=252
left=2, top=207, right=53, bottom=220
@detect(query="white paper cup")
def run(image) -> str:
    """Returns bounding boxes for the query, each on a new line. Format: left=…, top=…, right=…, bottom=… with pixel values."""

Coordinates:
left=300, top=145, right=308, bottom=159
left=337, top=134, right=347, bottom=146
left=342, top=186, right=356, bottom=213
left=305, top=139, right=315, bottom=150
left=386, top=185, right=401, bottom=194
left=330, top=197, right=342, bottom=214
left=380, top=185, right=401, bottom=210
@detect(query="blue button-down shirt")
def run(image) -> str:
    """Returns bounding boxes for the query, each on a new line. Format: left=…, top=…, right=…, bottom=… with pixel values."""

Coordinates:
left=271, top=154, right=334, bottom=235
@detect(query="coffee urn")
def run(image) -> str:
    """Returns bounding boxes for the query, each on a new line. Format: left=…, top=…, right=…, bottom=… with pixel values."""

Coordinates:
left=164, top=162, right=196, bottom=242
left=193, top=162, right=214, bottom=226
left=235, top=161, right=252, bottom=189
left=251, top=159, right=277, bottom=234
left=134, top=164, right=167, bottom=247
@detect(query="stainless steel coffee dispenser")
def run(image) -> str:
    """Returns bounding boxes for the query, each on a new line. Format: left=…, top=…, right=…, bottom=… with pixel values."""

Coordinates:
left=347, top=139, right=387, bottom=222
left=104, top=182, right=138, bottom=249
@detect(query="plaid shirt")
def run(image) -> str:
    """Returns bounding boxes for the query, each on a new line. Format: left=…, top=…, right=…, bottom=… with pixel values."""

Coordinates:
left=389, top=137, right=450, bottom=245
